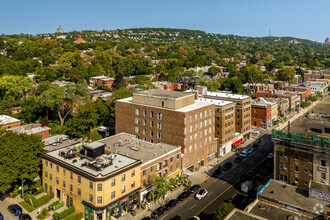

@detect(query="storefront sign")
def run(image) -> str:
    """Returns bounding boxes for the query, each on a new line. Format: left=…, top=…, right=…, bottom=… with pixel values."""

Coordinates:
left=275, top=146, right=285, bottom=152
left=121, top=197, right=128, bottom=204
left=95, top=210, right=103, bottom=214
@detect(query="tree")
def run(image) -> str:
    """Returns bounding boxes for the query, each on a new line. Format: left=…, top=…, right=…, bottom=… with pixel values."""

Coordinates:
left=240, top=65, right=266, bottom=92
left=219, top=77, right=244, bottom=93
left=0, top=132, right=44, bottom=194
left=215, top=202, right=235, bottom=220
left=89, top=128, right=102, bottom=141
left=148, top=174, right=171, bottom=208
left=276, top=67, right=295, bottom=83
left=38, top=83, right=89, bottom=126
left=207, top=66, right=220, bottom=77
left=0, top=75, right=35, bottom=100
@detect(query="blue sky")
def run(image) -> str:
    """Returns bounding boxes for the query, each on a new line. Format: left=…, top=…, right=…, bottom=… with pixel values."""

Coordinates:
left=1, top=0, right=329, bottom=42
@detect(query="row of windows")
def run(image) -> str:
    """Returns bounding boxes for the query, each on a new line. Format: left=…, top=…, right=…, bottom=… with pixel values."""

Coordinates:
left=135, top=127, right=162, bottom=139
left=136, top=119, right=163, bottom=129
left=188, top=110, right=212, bottom=123
left=136, top=109, right=163, bottom=120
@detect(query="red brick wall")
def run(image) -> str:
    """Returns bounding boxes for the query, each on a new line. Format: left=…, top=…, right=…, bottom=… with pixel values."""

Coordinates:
left=251, top=105, right=271, bottom=127
left=34, top=129, right=50, bottom=139
left=1, top=121, right=21, bottom=129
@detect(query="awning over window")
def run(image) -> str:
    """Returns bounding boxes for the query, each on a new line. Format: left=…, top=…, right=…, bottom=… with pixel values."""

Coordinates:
left=232, top=139, right=242, bottom=146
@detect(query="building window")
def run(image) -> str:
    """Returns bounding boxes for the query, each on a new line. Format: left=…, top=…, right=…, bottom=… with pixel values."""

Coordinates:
left=70, top=184, right=73, bottom=192
left=45, top=161, right=48, bottom=167
left=176, top=163, right=179, bottom=168
left=195, top=114, right=197, bottom=121
left=295, top=166, right=298, bottom=172
left=189, top=116, right=192, bottom=123
left=63, top=181, right=66, bottom=189
left=151, top=166, right=154, bottom=172
left=150, top=111, right=154, bottom=118
left=50, top=174, right=52, bottom=181
left=142, top=170, right=146, bottom=176
left=170, top=166, right=173, bottom=172
left=163, top=160, right=168, bottom=167
left=44, top=183, right=48, bottom=193
left=89, top=194, right=93, bottom=203
left=50, top=163, right=53, bottom=170
left=143, top=110, right=147, bottom=117
left=45, top=172, right=48, bottom=179
left=321, top=160, right=326, bottom=167
left=111, top=191, right=115, bottom=200
left=63, top=169, right=66, bottom=177
left=97, top=196, right=102, bottom=204
left=136, top=109, right=140, bottom=115
left=97, top=183, right=102, bottom=192
left=295, top=153, right=298, bottom=159
left=121, top=186, right=125, bottom=194
left=111, top=179, right=115, bottom=187
left=77, top=188, right=81, bottom=196
left=131, top=169, right=135, bottom=177
left=131, top=181, right=135, bottom=189
left=150, top=130, right=153, bottom=137
left=135, top=118, right=140, bottom=124
left=122, top=174, right=126, bottom=182
left=78, top=176, right=81, bottom=184
left=157, top=113, right=163, bottom=120
left=89, top=181, right=93, bottom=190
left=143, top=128, right=146, bottom=135
left=321, top=172, right=326, bottom=179
left=157, top=132, right=162, bottom=139
left=56, top=177, right=59, bottom=185
left=135, top=127, right=140, bottom=133
left=70, top=172, right=73, bottom=180
left=157, top=122, right=162, bottom=129
left=177, top=154, right=180, bottom=159
left=56, top=166, right=59, bottom=173
left=170, top=157, right=173, bottom=162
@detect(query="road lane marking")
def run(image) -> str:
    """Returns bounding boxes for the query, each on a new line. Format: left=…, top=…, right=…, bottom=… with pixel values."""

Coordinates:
left=206, top=176, right=211, bottom=179
left=249, top=161, right=254, bottom=164
left=208, top=191, right=213, bottom=196
left=159, top=215, right=167, bottom=220
left=232, top=193, right=237, bottom=198
left=181, top=200, right=188, bottom=206
left=195, top=156, right=268, bottom=216
left=190, top=204, right=197, bottom=209
left=213, top=179, right=217, bottom=183
left=221, top=182, right=226, bottom=185
left=240, top=168, right=244, bottom=172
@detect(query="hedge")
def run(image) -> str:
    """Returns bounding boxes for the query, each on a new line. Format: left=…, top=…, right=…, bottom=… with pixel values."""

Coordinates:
left=24, top=194, right=51, bottom=208
left=53, top=201, right=65, bottom=211
left=12, top=190, right=20, bottom=198
left=63, top=213, right=83, bottom=220
left=19, top=201, right=35, bottom=212
left=53, top=206, right=75, bottom=219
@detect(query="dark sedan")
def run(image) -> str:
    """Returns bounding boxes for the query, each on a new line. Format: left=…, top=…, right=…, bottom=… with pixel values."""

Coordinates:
left=212, top=168, right=222, bottom=177
left=151, top=206, right=166, bottom=219
left=169, top=215, right=182, bottom=220
left=19, top=214, right=32, bottom=220
left=8, top=204, right=22, bottom=216
left=165, top=199, right=178, bottom=210
left=222, top=162, right=232, bottom=170
left=177, top=191, right=190, bottom=201
left=235, top=156, right=243, bottom=163
left=189, top=184, right=201, bottom=193
left=141, top=217, right=152, bottom=220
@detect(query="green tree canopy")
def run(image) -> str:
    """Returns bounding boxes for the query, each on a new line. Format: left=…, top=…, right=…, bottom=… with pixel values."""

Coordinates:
left=215, top=202, right=235, bottom=220
left=0, top=75, right=35, bottom=100
left=276, top=67, right=296, bottom=83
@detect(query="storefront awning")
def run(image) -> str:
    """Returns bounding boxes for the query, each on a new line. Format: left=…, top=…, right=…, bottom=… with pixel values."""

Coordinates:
left=168, top=169, right=182, bottom=179
left=232, top=139, right=242, bottom=146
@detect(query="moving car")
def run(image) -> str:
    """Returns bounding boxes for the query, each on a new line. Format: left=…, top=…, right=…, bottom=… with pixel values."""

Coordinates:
left=195, top=189, right=208, bottom=200
left=268, top=153, right=273, bottom=158
left=235, top=156, right=243, bottom=163
left=189, top=184, right=201, bottom=193
left=141, top=217, right=151, bottom=220
left=252, top=129, right=260, bottom=135
left=165, top=199, right=178, bottom=210
left=150, top=206, right=166, bottom=219
left=177, top=191, right=190, bottom=201
left=240, top=150, right=248, bottom=158
left=19, top=214, right=32, bottom=220
left=8, top=204, right=22, bottom=216
left=222, top=162, right=232, bottom=171
left=211, top=167, right=222, bottom=177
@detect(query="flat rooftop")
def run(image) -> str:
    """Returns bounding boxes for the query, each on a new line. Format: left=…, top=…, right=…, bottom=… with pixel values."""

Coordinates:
left=45, top=145, right=139, bottom=177
left=135, top=89, right=193, bottom=99
left=205, top=91, right=250, bottom=100
left=117, top=97, right=214, bottom=113
left=7, top=124, right=50, bottom=135
left=43, top=135, right=82, bottom=152
left=310, top=180, right=330, bottom=194
left=250, top=201, right=309, bottom=220
left=197, top=98, right=233, bottom=107
left=99, top=133, right=180, bottom=164
left=258, top=179, right=330, bottom=215
left=0, top=115, right=20, bottom=125
left=310, top=103, right=330, bottom=115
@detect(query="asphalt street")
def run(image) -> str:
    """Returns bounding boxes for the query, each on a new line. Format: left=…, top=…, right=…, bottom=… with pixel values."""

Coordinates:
left=163, top=132, right=273, bottom=220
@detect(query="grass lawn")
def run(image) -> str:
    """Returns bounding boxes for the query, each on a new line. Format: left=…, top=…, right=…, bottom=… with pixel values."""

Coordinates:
left=19, top=201, right=35, bottom=212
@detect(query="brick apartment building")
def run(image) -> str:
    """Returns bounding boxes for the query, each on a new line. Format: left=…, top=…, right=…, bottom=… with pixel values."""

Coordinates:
left=243, top=83, right=274, bottom=93
left=0, top=115, right=21, bottom=129
left=202, top=91, right=252, bottom=141
left=89, top=76, right=115, bottom=88
left=251, top=98, right=277, bottom=128
left=7, top=123, right=51, bottom=139
left=256, top=90, right=298, bottom=112
left=197, top=98, right=238, bottom=156
left=272, top=117, right=330, bottom=189
left=100, top=133, right=182, bottom=201
left=115, top=89, right=217, bottom=172
left=304, top=70, right=330, bottom=82
left=152, top=81, right=181, bottom=91
left=283, top=84, right=311, bottom=101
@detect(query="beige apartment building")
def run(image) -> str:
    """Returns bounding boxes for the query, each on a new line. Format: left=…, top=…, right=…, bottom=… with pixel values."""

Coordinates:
left=203, top=91, right=252, bottom=141
left=42, top=142, right=141, bottom=220
left=116, top=89, right=217, bottom=172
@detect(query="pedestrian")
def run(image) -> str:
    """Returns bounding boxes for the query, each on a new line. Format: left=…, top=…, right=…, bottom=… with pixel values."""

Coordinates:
left=38, top=208, right=41, bottom=215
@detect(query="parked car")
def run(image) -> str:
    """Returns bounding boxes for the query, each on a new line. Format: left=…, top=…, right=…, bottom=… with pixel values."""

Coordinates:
left=189, top=184, right=201, bottom=193
left=19, top=214, right=32, bottom=220
left=212, top=167, right=222, bottom=177
left=252, top=129, right=260, bottom=135
left=8, top=204, right=22, bottom=216
left=235, top=156, right=243, bottom=163
left=222, top=162, right=232, bottom=171
left=195, top=189, right=208, bottom=200
left=189, top=217, right=200, bottom=220
left=0, top=212, right=3, bottom=220
left=169, top=216, right=182, bottom=220
left=240, top=150, right=248, bottom=158
left=252, top=143, right=259, bottom=149
left=268, top=153, right=273, bottom=158
left=141, top=217, right=151, bottom=220
left=165, top=199, right=178, bottom=210
left=247, top=148, right=254, bottom=154
left=177, top=191, right=190, bottom=201
left=240, top=174, right=255, bottom=183
left=151, top=206, right=166, bottom=219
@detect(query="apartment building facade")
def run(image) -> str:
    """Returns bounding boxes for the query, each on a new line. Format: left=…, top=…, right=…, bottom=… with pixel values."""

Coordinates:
left=256, top=90, right=298, bottom=112
left=115, top=90, right=216, bottom=172
left=42, top=142, right=141, bottom=220
left=251, top=98, right=277, bottom=128
left=283, top=84, right=311, bottom=101
left=0, top=115, right=21, bottom=129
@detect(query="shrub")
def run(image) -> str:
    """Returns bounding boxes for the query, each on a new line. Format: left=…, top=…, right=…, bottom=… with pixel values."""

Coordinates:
left=50, top=191, right=55, bottom=199
left=37, top=186, right=44, bottom=194
left=53, top=206, right=75, bottom=219
left=52, top=201, right=65, bottom=211
left=24, top=194, right=32, bottom=205
left=33, top=194, right=51, bottom=208
left=11, top=190, right=20, bottom=198
left=42, top=208, right=48, bottom=215
left=19, top=201, right=35, bottom=212
left=63, top=212, right=83, bottom=220
left=37, top=213, right=46, bottom=220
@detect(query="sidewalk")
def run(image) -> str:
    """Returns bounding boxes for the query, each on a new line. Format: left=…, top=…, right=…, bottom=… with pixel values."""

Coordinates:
left=120, top=134, right=259, bottom=220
